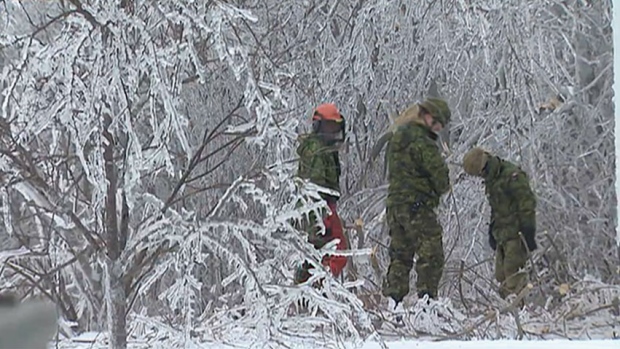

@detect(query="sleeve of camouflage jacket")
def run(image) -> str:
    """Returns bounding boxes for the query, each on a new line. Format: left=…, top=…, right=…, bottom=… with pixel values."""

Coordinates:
left=414, top=138, right=450, bottom=196
left=509, top=170, right=536, bottom=229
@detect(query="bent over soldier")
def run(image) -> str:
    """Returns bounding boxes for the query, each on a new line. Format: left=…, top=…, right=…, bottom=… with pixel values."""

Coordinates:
left=294, top=103, right=348, bottom=285
left=462, top=147, right=537, bottom=299
left=383, top=98, right=451, bottom=305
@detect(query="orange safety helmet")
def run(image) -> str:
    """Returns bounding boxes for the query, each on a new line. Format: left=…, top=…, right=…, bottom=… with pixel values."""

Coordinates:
left=312, top=103, right=344, bottom=122
left=311, top=103, right=346, bottom=143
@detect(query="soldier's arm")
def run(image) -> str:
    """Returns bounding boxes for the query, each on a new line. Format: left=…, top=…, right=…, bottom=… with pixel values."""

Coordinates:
left=510, top=171, right=536, bottom=227
left=488, top=206, right=497, bottom=250
left=415, top=140, right=450, bottom=196
left=298, top=142, right=331, bottom=245
left=509, top=170, right=538, bottom=250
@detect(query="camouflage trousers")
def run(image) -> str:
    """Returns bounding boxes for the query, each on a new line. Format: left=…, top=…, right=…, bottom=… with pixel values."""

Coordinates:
left=383, top=204, right=444, bottom=303
left=494, top=235, right=529, bottom=299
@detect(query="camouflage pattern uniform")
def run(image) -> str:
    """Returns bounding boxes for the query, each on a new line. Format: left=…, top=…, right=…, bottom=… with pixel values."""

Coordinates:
left=294, top=133, right=348, bottom=284
left=296, top=134, right=341, bottom=199
left=383, top=98, right=451, bottom=304
left=462, top=148, right=537, bottom=298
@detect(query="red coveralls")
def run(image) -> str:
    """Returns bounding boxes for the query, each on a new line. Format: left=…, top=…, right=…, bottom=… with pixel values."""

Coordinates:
left=295, top=201, right=348, bottom=285
left=321, top=201, right=348, bottom=277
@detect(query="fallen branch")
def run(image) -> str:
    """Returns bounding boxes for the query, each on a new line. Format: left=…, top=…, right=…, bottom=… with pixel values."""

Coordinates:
left=433, top=283, right=533, bottom=341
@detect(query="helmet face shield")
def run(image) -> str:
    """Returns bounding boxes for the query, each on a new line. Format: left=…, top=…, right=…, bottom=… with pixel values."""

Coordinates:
left=311, top=103, right=346, bottom=145
left=313, top=118, right=345, bottom=144
left=320, top=119, right=343, bottom=133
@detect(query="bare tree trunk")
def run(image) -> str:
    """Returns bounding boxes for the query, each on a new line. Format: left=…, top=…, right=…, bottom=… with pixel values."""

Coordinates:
left=103, top=112, right=127, bottom=349
left=104, top=258, right=127, bottom=349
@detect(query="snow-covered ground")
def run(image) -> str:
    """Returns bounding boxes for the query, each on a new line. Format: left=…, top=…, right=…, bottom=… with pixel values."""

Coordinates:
left=57, top=337, right=619, bottom=349
left=201, top=339, right=620, bottom=349
left=353, top=339, right=619, bottom=349
left=55, top=291, right=619, bottom=349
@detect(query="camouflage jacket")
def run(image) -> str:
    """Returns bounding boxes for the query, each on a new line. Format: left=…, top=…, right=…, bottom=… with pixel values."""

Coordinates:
left=386, top=122, right=450, bottom=209
left=295, top=134, right=342, bottom=247
left=296, top=134, right=341, bottom=199
left=483, top=156, right=537, bottom=240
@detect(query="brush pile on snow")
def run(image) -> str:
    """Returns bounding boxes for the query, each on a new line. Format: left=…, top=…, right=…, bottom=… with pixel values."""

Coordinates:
left=48, top=278, right=619, bottom=348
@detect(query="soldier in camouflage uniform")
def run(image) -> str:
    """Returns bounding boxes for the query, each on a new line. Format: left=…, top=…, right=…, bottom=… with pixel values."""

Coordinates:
left=294, top=103, right=348, bottom=285
left=462, top=147, right=537, bottom=298
left=383, top=98, right=452, bottom=305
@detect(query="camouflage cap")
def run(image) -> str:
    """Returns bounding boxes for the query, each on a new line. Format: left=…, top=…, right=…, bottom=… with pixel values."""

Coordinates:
left=419, top=97, right=451, bottom=125
left=463, top=147, right=489, bottom=176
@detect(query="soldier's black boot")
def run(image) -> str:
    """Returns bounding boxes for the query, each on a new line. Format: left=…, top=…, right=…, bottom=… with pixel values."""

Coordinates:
left=389, top=296, right=405, bottom=323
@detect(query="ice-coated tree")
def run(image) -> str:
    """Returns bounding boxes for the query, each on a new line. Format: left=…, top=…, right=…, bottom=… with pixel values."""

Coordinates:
left=0, top=0, right=378, bottom=348
left=0, top=0, right=617, bottom=347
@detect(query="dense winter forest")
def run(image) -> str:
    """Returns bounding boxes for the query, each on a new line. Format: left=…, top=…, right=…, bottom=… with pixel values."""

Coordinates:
left=0, top=0, right=618, bottom=348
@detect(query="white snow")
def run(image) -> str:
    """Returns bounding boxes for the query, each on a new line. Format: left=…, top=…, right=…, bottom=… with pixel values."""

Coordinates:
left=51, top=335, right=620, bottom=349
left=198, top=339, right=620, bottom=349
left=350, top=339, right=619, bottom=349
left=200, top=339, right=620, bottom=349
left=70, top=331, right=101, bottom=343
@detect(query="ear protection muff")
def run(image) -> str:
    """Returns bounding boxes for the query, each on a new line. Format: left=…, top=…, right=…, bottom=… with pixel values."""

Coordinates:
left=339, top=115, right=346, bottom=142
left=312, top=119, right=321, bottom=134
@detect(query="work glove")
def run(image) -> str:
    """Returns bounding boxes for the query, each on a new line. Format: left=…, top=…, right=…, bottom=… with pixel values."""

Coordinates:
left=294, top=261, right=312, bottom=285
left=488, top=221, right=497, bottom=251
left=520, top=224, right=537, bottom=251
left=308, top=229, right=330, bottom=249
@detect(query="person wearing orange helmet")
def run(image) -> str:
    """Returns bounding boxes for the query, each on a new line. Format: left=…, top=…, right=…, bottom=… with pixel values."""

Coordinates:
left=294, top=102, right=348, bottom=286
